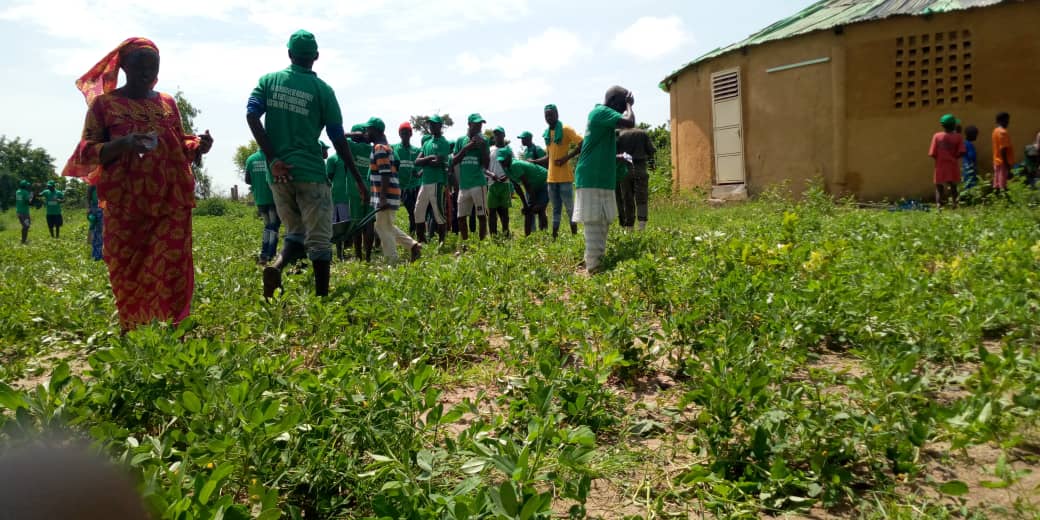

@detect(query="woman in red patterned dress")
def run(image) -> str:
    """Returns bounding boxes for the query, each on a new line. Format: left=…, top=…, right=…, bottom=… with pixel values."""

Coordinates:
left=63, top=38, right=213, bottom=330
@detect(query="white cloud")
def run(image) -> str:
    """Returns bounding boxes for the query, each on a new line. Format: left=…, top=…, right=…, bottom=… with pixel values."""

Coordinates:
left=455, top=28, right=585, bottom=79
left=612, top=16, right=690, bottom=61
left=456, top=52, right=483, bottom=75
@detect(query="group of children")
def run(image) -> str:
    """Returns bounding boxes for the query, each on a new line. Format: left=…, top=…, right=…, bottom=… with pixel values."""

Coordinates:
left=12, top=180, right=66, bottom=244
left=929, top=111, right=1040, bottom=208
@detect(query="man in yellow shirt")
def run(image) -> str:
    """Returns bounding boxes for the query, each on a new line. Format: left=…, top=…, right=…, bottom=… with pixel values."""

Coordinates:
left=540, top=104, right=583, bottom=237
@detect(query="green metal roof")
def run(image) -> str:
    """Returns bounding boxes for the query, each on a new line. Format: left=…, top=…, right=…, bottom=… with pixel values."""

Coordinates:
left=660, top=0, right=1006, bottom=91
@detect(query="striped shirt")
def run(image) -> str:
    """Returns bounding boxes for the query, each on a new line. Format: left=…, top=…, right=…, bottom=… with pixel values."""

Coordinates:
left=369, top=143, right=401, bottom=209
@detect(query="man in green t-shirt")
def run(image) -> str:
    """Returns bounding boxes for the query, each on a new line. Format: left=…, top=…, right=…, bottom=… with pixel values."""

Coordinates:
left=487, top=126, right=514, bottom=237
left=247, top=29, right=366, bottom=297
left=244, top=150, right=280, bottom=264
left=40, top=181, right=65, bottom=239
left=573, top=86, right=636, bottom=274
left=451, top=113, right=491, bottom=241
left=393, top=122, right=422, bottom=238
left=15, top=180, right=32, bottom=244
left=414, top=115, right=452, bottom=243
left=518, top=131, right=547, bottom=162
left=497, top=150, right=550, bottom=236
left=346, top=124, right=375, bottom=262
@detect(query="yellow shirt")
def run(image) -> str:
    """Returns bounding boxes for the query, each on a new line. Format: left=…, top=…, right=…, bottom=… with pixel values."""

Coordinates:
left=545, top=125, right=583, bottom=183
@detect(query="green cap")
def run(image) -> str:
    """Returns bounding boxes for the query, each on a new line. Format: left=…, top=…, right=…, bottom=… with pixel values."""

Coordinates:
left=350, top=124, right=366, bottom=133
left=428, top=114, right=444, bottom=124
left=493, top=126, right=505, bottom=135
left=467, top=113, right=485, bottom=124
left=47, top=180, right=55, bottom=187
left=544, top=104, right=557, bottom=111
left=939, top=114, right=959, bottom=128
left=287, top=30, right=318, bottom=58
left=496, top=148, right=513, bottom=162
left=364, top=117, right=386, bottom=132
left=518, top=131, right=533, bottom=140
left=19, top=180, right=29, bottom=188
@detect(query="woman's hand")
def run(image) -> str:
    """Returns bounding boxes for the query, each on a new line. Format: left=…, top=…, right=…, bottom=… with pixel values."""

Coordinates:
left=198, top=130, right=213, bottom=155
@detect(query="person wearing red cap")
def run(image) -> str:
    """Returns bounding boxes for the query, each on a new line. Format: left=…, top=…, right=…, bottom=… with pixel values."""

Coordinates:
left=393, top=122, right=422, bottom=239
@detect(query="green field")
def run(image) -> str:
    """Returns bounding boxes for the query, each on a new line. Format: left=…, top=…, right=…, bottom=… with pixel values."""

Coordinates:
left=1, top=188, right=1039, bottom=519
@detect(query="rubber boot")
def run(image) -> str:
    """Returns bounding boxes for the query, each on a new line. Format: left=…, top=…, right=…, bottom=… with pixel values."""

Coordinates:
left=415, top=223, right=427, bottom=244
left=312, top=260, right=330, bottom=297
left=264, top=240, right=305, bottom=299
left=552, top=225, right=559, bottom=239
left=437, top=224, right=447, bottom=243
left=570, top=222, right=578, bottom=235
left=21, top=228, right=28, bottom=244
left=55, top=227, right=60, bottom=239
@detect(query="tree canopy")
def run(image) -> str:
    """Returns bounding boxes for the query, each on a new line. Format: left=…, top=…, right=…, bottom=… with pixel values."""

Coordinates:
left=409, top=114, right=455, bottom=136
left=0, top=136, right=57, bottom=211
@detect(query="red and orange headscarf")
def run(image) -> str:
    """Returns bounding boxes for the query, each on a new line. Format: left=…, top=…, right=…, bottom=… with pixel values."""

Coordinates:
left=75, top=37, right=159, bottom=106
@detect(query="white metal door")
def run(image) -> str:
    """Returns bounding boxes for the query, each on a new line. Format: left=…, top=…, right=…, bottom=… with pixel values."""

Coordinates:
left=711, top=69, right=745, bottom=184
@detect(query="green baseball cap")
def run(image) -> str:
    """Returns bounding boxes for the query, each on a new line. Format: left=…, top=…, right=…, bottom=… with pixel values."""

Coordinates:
left=517, top=131, right=533, bottom=140
left=364, top=117, right=386, bottom=132
left=19, top=180, right=29, bottom=188
left=47, top=180, right=55, bottom=187
left=493, top=126, right=505, bottom=135
left=350, top=124, right=366, bottom=133
left=496, top=148, right=513, bottom=161
left=468, top=113, right=485, bottom=124
left=544, top=104, right=557, bottom=112
left=428, top=114, right=444, bottom=124
left=939, top=114, right=959, bottom=127
left=287, top=30, right=318, bottom=58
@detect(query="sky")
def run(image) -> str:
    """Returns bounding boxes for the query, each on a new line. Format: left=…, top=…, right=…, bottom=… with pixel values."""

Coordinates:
left=0, top=0, right=813, bottom=196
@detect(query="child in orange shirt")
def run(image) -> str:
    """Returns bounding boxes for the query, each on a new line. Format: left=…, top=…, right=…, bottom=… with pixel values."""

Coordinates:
left=991, top=112, right=1013, bottom=193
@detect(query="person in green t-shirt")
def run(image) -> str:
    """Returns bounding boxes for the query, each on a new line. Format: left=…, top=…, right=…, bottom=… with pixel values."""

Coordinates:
left=451, top=113, right=491, bottom=241
left=497, top=150, right=550, bottom=236
left=346, top=124, right=375, bottom=262
left=40, top=181, right=65, bottom=239
left=393, top=122, right=422, bottom=238
left=244, top=150, right=280, bottom=264
left=573, top=86, right=636, bottom=274
left=518, top=131, right=547, bottom=162
left=15, top=180, right=33, bottom=244
left=247, top=29, right=367, bottom=298
left=487, top=126, right=514, bottom=237
left=414, top=115, right=451, bottom=243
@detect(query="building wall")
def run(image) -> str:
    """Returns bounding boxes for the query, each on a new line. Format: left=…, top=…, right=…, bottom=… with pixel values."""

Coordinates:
left=669, top=31, right=838, bottom=196
left=843, top=0, right=1040, bottom=199
left=669, top=0, right=1040, bottom=200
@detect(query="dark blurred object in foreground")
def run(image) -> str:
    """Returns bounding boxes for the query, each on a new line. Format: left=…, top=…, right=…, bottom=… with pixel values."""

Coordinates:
left=0, top=443, right=149, bottom=520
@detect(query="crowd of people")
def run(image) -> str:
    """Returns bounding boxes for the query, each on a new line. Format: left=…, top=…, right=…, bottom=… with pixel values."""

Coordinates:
left=42, top=31, right=650, bottom=331
left=928, top=111, right=1040, bottom=208
left=242, top=30, right=642, bottom=299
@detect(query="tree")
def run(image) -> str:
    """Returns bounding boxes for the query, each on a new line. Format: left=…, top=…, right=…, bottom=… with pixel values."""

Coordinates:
left=0, top=136, right=57, bottom=211
left=234, top=140, right=260, bottom=180
left=175, top=90, right=213, bottom=199
left=637, top=122, right=672, bottom=174
left=409, top=114, right=455, bottom=136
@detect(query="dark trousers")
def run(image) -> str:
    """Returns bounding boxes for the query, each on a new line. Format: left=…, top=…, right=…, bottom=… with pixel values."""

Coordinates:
left=616, top=162, right=649, bottom=227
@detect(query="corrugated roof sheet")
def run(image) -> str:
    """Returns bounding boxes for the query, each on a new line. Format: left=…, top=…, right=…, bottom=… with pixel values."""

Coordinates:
left=660, top=0, right=1008, bottom=91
